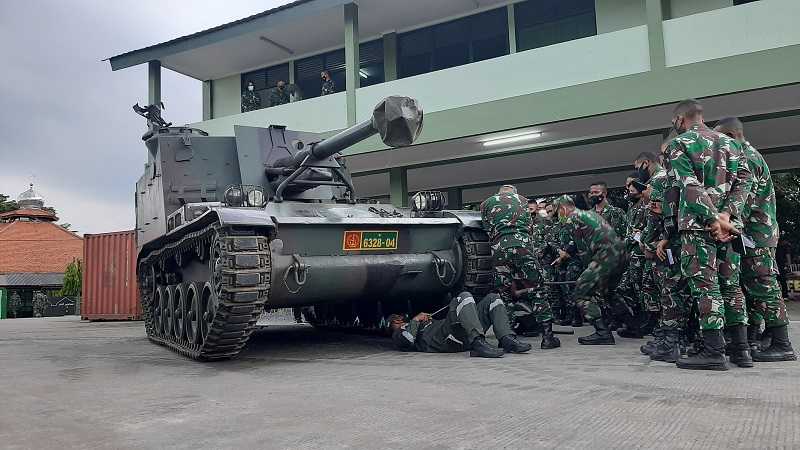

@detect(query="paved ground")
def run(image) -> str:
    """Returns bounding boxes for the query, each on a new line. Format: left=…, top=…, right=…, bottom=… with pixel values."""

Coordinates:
left=1, top=313, right=799, bottom=450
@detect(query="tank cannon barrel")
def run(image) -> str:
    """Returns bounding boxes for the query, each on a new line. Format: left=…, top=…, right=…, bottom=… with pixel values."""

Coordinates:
left=292, top=96, right=423, bottom=166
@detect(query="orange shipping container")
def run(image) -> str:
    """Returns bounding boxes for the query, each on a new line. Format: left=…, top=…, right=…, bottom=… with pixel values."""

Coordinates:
left=81, top=230, right=142, bottom=321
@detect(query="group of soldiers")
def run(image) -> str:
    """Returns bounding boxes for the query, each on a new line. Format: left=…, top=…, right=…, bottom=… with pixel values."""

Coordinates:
left=241, top=71, right=335, bottom=113
left=389, top=98, right=795, bottom=371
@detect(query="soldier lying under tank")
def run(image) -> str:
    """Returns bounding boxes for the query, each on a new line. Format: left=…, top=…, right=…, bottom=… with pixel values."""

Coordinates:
left=387, top=292, right=532, bottom=358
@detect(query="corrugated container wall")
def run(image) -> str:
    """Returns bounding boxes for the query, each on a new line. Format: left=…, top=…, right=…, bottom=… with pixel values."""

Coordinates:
left=82, top=230, right=142, bottom=320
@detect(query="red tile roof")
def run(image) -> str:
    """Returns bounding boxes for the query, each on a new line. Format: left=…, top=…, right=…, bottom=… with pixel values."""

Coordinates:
left=0, top=221, right=83, bottom=273
left=0, top=208, right=57, bottom=221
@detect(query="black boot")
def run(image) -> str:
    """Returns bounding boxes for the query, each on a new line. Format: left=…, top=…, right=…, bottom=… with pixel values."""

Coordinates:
left=651, top=328, right=681, bottom=363
left=752, top=325, right=797, bottom=362
left=470, top=337, right=505, bottom=358
left=747, top=324, right=761, bottom=353
left=578, top=318, right=615, bottom=345
left=728, top=324, right=754, bottom=368
left=676, top=329, right=728, bottom=371
left=641, top=327, right=665, bottom=355
left=499, top=334, right=532, bottom=354
left=571, top=306, right=584, bottom=327
left=540, top=320, right=561, bottom=349
left=617, top=319, right=645, bottom=339
left=640, top=311, right=660, bottom=336
left=557, top=307, right=574, bottom=327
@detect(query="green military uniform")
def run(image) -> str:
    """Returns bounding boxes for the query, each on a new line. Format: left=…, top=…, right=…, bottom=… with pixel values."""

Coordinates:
left=268, top=86, right=290, bottom=106
left=559, top=209, right=626, bottom=322
left=241, top=91, right=261, bottom=112
left=664, top=124, right=752, bottom=331
left=480, top=192, right=553, bottom=324
left=595, top=203, right=627, bottom=239
left=321, top=79, right=336, bottom=96
left=531, top=217, right=565, bottom=319
left=740, top=141, right=789, bottom=328
left=615, top=198, right=650, bottom=314
left=392, top=292, right=514, bottom=352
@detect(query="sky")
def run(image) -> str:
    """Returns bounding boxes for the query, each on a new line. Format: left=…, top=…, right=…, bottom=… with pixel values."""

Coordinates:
left=0, top=0, right=292, bottom=234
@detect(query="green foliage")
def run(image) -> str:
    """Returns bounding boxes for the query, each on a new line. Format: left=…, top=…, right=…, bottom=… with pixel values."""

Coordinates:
left=0, top=193, right=18, bottom=213
left=774, top=169, right=800, bottom=254
left=59, top=259, right=82, bottom=297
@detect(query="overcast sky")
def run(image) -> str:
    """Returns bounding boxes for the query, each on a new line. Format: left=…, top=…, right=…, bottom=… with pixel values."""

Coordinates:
left=0, top=0, right=292, bottom=234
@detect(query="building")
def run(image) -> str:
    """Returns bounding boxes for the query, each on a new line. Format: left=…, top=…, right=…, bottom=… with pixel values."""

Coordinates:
left=108, top=0, right=800, bottom=207
left=0, top=185, right=83, bottom=317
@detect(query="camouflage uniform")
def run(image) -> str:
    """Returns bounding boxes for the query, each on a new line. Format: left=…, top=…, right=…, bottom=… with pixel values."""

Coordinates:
left=241, top=91, right=261, bottom=112
left=531, top=218, right=564, bottom=318
left=268, top=87, right=290, bottom=106
left=481, top=193, right=553, bottom=324
left=559, top=210, right=626, bottom=321
left=557, top=222, right=585, bottom=307
left=615, top=198, right=650, bottom=314
left=740, top=141, right=789, bottom=328
left=663, top=124, right=752, bottom=331
left=321, top=79, right=336, bottom=96
left=595, top=203, right=628, bottom=240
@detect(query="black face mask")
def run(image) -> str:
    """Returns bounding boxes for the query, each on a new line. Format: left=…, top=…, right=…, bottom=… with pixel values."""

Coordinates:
left=588, top=194, right=604, bottom=207
left=637, top=163, right=651, bottom=183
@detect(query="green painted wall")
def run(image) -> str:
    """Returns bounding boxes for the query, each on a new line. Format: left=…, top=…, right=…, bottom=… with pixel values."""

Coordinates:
left=211, top=74, right=241, bottom=118
left=669, top=0, right=731, bottom=18
left=595, top=0, right=647, bottom=33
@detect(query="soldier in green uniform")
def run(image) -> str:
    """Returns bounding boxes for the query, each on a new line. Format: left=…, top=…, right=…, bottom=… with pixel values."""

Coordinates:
left=320, top=71, right=336, bottom=96
left=552, top=195, right=626, bottom=345
left=588, top=181, right=627, bottom=239
left=557, top=220, right=586, bottom=327
left=241, top=82, right=262, bottom=112
left=663, top=99, right=753, bottom=371
left=530, top=199, right=566, bottom=324
left=388, top=292, right=532, bottom=357
left=715, top=117, right=795, bottom=362
left=268, top=80, right=291, bottom=106
left=480, top=185, right=560, bottom=349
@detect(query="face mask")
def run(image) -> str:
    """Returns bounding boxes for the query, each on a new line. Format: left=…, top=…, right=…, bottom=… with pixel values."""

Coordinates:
left=558, top=211, right=568, bottom=224
left=637, top=163, right=650, bottom=183
left=588, top=194, right=604, bottom=207
left=537, top=210, right=548, bottom=218
left=248, top=85, right=254, bottom=91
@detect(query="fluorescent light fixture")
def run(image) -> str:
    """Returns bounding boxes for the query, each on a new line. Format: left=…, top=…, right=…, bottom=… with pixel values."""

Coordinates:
left=359, top=69, right=368, bottom=79
left=482, top=131, right=542, bottom=147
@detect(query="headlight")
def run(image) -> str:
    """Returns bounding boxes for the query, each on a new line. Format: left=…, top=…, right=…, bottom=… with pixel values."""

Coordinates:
left=246, top=187, right=266, bottom=207
left=224, top=186, right=244, bottom=206
left=411, top=191, right=447, bottom=212
left=412, top=192, right=428, bottom=211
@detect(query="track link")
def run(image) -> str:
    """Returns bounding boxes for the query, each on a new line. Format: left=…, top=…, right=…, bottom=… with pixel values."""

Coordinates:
left=459, top=228, right=494, bottom=297
left=138, top=223, right=271, bottom=361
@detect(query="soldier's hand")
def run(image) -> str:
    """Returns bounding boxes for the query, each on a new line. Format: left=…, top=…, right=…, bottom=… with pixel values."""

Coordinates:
left=413, top=312, right=431, bottom=322
left=708, top=219, right=739, bottom=242
left=551, top=250, right=569, bottom=266
left=655, top=240, right=669, bottom=262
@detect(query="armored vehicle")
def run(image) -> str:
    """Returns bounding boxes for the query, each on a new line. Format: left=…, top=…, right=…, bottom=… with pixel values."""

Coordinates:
left=133, top=97, right=492, bottom=360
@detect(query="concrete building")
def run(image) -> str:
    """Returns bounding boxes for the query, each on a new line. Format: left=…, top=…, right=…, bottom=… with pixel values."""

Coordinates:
left=109, top=0, right=800, bottom=207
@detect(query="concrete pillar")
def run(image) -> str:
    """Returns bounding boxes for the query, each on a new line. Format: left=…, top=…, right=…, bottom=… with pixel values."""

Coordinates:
left=383, top=32, right=398, bottom=81
left=446, top=187, right=463, bottom=210
left=507, top=4, right=517, bottom=53
left=148, top=60, right=161, bottom=106
left=344, top=3, right=360, bottom=126
left=288, top=60, right=296, bottom=84
left=389, top=167, right=408, bottom=207
left=202, top=80, right=213, bottom=120
left=646, top=0, right=667, bottom=70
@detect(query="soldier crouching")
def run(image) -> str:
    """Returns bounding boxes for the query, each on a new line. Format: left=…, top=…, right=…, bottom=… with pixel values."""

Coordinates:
left=388, top=292, right=532, bottom=357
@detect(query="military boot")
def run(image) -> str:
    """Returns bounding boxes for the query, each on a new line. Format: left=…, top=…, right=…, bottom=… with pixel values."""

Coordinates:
left=499, top=334, right=532, bottom=354
left=571, top=306, right=584, bottom=327
left=676, top=329, right=728, bottom=371
left=640, top=327, right=665, bottom=355
left=650, top=328, right=681, bottom=363
left=752, top=325, right=797, bottom=362
left=470, top=337, right=505, bottom=358
left=747, top=324, right=761, bottom=353
left=557, top=307, right=574, bottom=327
left=540, top=320, right=561, bottom=349
left=578, top=318, right=615, bottom=345
left=727, top=324, right=754, bottom=368
left=640, top=311, right=660, bottom=336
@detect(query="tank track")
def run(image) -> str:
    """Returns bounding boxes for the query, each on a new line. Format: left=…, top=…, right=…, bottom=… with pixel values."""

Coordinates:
left=459, top=228, right=494, bottom=297
left=138, top=223, right=271, bottom=361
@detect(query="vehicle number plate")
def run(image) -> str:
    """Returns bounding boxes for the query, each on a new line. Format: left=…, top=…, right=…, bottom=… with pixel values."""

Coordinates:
left=343, top=231, right=398, bottom=251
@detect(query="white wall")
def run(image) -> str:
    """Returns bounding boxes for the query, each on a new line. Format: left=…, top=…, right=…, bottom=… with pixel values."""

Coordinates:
left=669, top=0, right=732, bottom=18
left=211, top=74, right=241, bottom=119
left=355, top=25, right=650, bottom=121
left=664, top=0, right=800, bottom=67
left=595, top=0, right=647, bottom=33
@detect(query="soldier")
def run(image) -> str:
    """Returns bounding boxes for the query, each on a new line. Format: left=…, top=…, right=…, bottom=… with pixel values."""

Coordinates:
left=551, top=195, right=626, bottom=345
left=588, top=181, right=627, bottom=239
left=241, top=81, right=262, bottom=112
left=388, top=292, right=532, bottom=357
left=530, top=199, right=566, bottom=324
left=320, top=71, right=336, bottom=96
left=663, top=99, right=752, bottom=371
left=480, top=185, right=560, bottom=349
left=33, top=291, right=47, bottom=318
left=268, top=80, right=291, bottom=106
left=715, top=117, right=795, bottom=362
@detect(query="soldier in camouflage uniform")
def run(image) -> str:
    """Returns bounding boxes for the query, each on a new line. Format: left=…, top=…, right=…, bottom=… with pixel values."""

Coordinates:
left=557, top=221, right=586, bottom=327
left=530, top=200, right=566, bottom=323
left=715, top=117, right=795, bottom=362
left=663, top=99, right=753, bottom=371
left=588, top=181, right=628, bottom=239
left=639, top=155, right=692, bottom=363
left=480, top=185, right=560, bottom=349
left=268, top=81, right=291, bottom=106
left=241, top=82, right=262, bottom=112
left=552, top=195, right=626, bottom=345
left=320, top=71, right=336, bottom=96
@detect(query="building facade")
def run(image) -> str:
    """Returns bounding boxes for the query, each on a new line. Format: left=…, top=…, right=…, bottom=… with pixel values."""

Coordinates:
left=109, top=0, right=800, bottom=207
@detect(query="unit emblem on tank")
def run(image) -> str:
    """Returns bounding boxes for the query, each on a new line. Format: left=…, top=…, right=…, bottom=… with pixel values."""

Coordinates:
left=343, top=231, right=398, bottom=251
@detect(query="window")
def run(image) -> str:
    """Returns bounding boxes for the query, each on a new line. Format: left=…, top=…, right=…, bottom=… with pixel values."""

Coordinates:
left=398, top=7, right=509, bottom=79
left=514, top=0, right=597, bottom=52
left=241, top=63, right=290, bottom=111
left=295, top=39, right=384, bottom=100
left=733, top=0, right=759, bottom=4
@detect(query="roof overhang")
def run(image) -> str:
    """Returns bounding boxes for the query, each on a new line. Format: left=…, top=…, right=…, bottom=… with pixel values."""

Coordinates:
left=107, top=0, right=510, bottom=80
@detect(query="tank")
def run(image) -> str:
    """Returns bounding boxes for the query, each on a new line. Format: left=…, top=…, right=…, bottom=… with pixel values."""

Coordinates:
left=132, top=97, right=492, bottom=360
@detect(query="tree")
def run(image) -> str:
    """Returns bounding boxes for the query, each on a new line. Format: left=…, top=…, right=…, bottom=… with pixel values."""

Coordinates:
left=0, top=193, right=18, bottom=213
left=774, top=169, right=800, bottom=254
left=59, top=259, right=82, bottom=297
left=60, top=223, right=72, bottom=230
